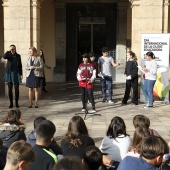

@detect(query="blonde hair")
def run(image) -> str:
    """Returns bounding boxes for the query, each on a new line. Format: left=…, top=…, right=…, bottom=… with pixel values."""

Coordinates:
left=29, top=47, right=37, bottom=54
left=6, top=140, right=35, bottom=166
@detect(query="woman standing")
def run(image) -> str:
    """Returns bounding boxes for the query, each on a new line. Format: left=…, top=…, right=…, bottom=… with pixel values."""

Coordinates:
left=122, top=51, right=138, bottom=105
left=142, top=52, right=157, bottom=108
left=3, top=45, right=23, bottom=108
left=40, top=49, right=51, bottom=92
left=26, top=47, right=44, bottom=108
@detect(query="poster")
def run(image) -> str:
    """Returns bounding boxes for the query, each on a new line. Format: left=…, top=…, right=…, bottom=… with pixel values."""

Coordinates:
left=140, top=34, right=170, bottom=103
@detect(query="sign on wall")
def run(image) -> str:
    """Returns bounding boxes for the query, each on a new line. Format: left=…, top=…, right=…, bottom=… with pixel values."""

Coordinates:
left=140, top=34, right=170, bottom=103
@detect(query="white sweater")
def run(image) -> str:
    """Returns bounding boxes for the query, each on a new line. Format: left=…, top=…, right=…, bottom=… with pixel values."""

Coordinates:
left=99, top=135, right=131, bottom=162
left=145, top=60, right=157, bottom=80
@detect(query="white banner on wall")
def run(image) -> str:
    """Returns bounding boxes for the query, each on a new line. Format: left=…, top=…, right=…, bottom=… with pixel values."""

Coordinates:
left=140, top=34, right=170, bottom=103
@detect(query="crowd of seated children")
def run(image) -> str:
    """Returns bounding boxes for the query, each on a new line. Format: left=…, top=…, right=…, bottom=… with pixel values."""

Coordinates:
left=1, top=111, right=170, bottom=170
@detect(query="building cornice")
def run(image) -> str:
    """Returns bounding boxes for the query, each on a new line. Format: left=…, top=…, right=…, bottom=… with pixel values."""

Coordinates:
left=129, top=0, right=140, bottom=8
left=2, top=0, right=9, bottom=7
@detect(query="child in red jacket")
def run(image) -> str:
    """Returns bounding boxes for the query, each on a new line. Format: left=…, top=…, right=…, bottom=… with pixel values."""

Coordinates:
left=77, top=53, right=96, bottom=113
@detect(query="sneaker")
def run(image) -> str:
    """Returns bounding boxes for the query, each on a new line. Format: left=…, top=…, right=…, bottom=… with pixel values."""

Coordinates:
left=82, top=109, right=86, bottom=112
left=88, top=100, right=92, bottom=105
left=102, top=99, right=107, bottom=103
left=108, top=99, right=114, bottom=103
left=91, top=110, right=96, bottom=113
left=144, top=105, right=153, bottom=109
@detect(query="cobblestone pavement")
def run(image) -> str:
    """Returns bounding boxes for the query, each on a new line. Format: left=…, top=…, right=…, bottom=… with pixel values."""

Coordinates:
left=0, top=81, right=170, bottom=147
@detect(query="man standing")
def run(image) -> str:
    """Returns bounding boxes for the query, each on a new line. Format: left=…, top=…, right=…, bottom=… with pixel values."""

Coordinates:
left=98, top=47, right=120, bottom=103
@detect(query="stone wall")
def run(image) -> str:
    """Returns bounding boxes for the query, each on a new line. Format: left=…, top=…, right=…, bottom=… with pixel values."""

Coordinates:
left=40, top=0, right=55, bottom=82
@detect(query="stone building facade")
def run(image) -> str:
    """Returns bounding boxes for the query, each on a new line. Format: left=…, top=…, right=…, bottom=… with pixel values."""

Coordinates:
left=0, top=0, right=169, bottom=96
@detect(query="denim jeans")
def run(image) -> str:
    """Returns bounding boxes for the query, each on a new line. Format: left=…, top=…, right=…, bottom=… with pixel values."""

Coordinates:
left=100, top=76, right=112, bottom=100
left=144, top=79, right=156, bottom=106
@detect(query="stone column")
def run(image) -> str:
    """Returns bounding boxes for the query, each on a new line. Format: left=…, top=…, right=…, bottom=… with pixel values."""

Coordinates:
left=31, top=0, right=41, bottom=50
left=115, top=0, right=129, bottom=82
left=2, top=0, right=42, bottom=97
left=162, top=0, right=170, bottom=33
left=130, top=0, right=165, bottom=58
left=54, top=0, right=66, bottom=82
left=130, top=0, right=140, bottom=59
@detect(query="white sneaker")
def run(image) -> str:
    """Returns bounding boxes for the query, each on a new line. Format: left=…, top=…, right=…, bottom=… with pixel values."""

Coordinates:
left=144, top=105, right=153, bottom=109
left=88, top=101, right=92, bottom=105
left=108, top=99, right=114, bottom=103
left=82, top=109, right=86, bottom=112
left=91, top=110, right=96, bottom=113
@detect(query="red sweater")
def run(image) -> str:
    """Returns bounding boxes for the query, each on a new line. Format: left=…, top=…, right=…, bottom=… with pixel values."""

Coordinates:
left=77, top=62, right=96, bottom=89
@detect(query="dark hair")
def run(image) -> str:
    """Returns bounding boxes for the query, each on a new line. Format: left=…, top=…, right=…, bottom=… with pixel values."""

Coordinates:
left=9, top=45, right=17, bottom=53
left=89, top=52, right=95, bottom=57
left=146, top=51, right=155, bottom=59
left=127, top=51, right=137, bottom=61
left=34, top=116, right=46, bottom=129
left=139, top=136, right=169, bottom=159
left=65, top=116, right=89, bottom=148
left=40, top=49, right=45, bottom=63
left=36, top=120, right=56, bottom=143
left=101, top=47, right=109, bottom=53
left=106, top=116, right=129, bottom=139
left=2, top=110, right=23, bottom=125
left=52, top=157, right=84, bottom=170
left=131, top=126, right=150, bottom=151
left=82, top=53, right=90, bottom=60
left=133, top=115, right=150, bottom=129
left=9, top=44, right=16, bottom=48
left=83, top=146, right=102, bottom=170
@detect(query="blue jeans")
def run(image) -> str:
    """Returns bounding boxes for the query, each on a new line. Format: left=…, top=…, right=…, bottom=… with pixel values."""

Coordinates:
left=144, top=79, right=156, bottom=106
left=100, top=76, right=112, bottom=100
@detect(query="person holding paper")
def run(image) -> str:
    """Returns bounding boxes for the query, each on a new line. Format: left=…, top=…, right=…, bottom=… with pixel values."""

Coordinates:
left=142, top=52, right=157, bottom=108
left=122, top=51, right=138, bottom=105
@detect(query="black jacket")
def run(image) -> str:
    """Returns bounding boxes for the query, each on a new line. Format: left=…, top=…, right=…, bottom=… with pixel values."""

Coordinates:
left=124, top=60, right=138, bottom=79
left=29, top=145, right=57, bottom=170
left=0, top=145, right=7, bottom=170
left=3, top=51, right=22, bottom=75
left=0, top=123, right=26, bottom=148
left=26, top=129, right=62, bottom=155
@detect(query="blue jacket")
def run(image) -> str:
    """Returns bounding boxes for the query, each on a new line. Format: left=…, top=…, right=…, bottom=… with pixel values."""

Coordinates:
left=118, top=156, right=158, bottom=170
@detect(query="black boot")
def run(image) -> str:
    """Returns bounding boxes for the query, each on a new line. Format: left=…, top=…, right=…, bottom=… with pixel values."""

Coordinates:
left=42, top=87, right=48, bottom=92
left=9, top=101, right=13, bottom=108
left=15, top=101, right=19, bottom=108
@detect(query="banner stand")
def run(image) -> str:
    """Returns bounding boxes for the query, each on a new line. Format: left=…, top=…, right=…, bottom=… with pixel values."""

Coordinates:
left=140, top=34, right=170, bottom=104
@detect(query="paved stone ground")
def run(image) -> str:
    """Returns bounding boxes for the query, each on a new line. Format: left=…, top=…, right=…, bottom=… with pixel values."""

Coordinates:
left=0, top=80, right=170, bottom=147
